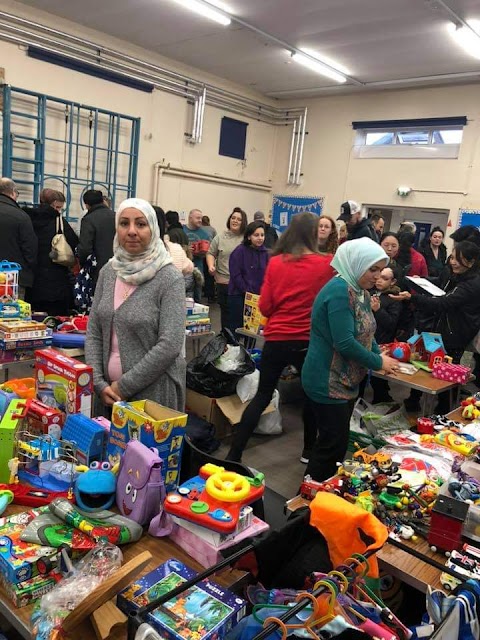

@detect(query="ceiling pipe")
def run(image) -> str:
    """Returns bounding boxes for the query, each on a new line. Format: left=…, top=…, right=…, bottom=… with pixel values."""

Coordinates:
left=432, top=0, right=480, bottom=37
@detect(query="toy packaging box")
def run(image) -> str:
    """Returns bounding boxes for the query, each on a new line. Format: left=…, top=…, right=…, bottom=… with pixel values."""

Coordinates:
left=0, top=506, right=58, bottom=584
left=25, top=399, right=64, bottom=438
left=170, top=516, right=270, bottom=569
left=0, top=398, right=29, bottom=483
left=0, top=570, right=58, bottom=607
left=117, top=559, right=246, bottom=640
left=35, top=348, right=93, bottom=417
left=243, top=293, right=266, bottom=335
left=107, top=400, right=187, bottom=492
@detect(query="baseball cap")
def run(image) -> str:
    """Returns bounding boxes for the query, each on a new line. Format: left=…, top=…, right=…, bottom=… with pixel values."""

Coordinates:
left=253, top=211, right=265, bottom=221
left=338, top=200, right=361, bottom=221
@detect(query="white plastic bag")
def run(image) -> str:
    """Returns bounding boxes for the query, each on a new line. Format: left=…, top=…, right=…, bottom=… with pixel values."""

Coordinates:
left=254, top=390, right=282, bottom=435
left=214, top=345, right=242, bottom=372
left=236, top=370, right=260, bottom=403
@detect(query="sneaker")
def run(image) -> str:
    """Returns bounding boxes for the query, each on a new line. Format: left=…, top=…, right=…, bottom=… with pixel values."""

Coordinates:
left=300, top=449, right=311, bottom=464
left=299, top=456, right=309, bottom=464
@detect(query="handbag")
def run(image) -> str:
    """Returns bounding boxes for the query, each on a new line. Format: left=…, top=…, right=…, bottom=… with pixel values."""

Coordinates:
left=49, top=216, right=75, bottom=267
left=74, top=253, right=96, bottom=312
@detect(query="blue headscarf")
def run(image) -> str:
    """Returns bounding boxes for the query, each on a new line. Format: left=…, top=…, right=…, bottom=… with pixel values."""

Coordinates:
left=331, top=238, right=389, bottom=294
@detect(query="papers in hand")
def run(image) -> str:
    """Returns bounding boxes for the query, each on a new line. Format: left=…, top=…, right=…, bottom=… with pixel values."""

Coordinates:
left=405, top=276, right=446, bottom=297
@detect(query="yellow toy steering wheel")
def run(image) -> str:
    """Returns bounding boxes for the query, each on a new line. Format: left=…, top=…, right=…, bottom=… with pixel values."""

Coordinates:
left=205, top=471, right=250, bottom=502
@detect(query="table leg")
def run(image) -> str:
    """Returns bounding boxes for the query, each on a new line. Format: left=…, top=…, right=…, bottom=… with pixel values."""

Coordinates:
left=421, top=393, right=436, bottom=416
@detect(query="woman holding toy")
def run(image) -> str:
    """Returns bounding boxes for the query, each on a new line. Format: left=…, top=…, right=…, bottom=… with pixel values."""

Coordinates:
left=86, top=198, right=186, bottom=411
left=302, top=238, right=399, bottom=482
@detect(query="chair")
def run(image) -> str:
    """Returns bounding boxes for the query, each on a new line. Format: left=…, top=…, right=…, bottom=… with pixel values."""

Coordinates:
left=180, top=434, right=265, bottom=520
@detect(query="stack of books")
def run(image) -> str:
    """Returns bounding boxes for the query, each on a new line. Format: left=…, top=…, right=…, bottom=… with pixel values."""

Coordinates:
left=0, top=320, right=52, bottom=363
left=185, top=299, right=211, bottom=335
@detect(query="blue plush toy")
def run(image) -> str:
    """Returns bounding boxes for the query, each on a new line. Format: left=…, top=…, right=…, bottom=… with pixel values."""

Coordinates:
left=74, top=461, right=117, bottom=511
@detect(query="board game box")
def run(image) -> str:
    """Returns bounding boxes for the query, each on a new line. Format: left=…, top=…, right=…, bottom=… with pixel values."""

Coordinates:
left=117, top=559, right=246, bottom=640
left=0, top=570, right=59, bottom=607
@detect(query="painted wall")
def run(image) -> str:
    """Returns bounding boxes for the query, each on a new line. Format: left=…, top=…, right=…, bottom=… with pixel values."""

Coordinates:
left=272, top=84, right=480, bottom=232
left=0, top=0, right=278, bottom=230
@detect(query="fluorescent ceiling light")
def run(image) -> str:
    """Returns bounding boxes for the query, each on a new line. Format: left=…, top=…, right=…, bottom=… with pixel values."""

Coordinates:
left=447, top=19, right=480, bottom=60
left=299, top=47, right=351, bottom=75
left=171, top=0, right=231, bottom=26
left=290, top=51, right=347, bottom=83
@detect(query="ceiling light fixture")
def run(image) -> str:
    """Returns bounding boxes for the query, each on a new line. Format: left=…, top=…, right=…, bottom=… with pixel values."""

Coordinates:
left=299, top=47, right=351, bottom=76
left=447, top=19, right=480, bottom=60
left=290, top=51, right=347, bottom=83
left=170, top=0, right=231, bottom=26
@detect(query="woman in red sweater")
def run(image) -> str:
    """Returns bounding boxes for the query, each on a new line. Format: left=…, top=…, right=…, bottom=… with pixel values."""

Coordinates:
left=226, top=212, right=335, bottom=463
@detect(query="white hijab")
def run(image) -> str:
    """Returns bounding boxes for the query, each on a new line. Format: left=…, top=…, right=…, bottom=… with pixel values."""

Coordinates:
left=110, top=198, right=172, bottom=285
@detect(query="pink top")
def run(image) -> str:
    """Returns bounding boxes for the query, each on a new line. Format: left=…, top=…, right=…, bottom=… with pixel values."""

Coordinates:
left=107, top=278, right=137, bottom=382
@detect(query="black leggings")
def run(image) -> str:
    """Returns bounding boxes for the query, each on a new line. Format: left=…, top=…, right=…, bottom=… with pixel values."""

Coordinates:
left=226, top=340, right=315, bottom=461
left=305, top=400, right=355, bottom=482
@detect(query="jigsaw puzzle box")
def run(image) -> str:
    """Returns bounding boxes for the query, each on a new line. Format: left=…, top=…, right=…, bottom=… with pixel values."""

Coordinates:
left=117, top=558, right=246, bottom=640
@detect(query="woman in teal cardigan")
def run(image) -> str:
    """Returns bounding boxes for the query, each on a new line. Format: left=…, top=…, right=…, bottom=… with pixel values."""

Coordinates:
left=302, top=238, right=399, bottom=481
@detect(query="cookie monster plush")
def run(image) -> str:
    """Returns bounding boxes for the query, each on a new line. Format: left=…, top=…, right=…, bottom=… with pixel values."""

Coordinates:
left=74, top=461, right=116, bottom=511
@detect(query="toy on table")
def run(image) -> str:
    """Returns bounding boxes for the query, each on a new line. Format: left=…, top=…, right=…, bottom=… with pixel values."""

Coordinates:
left=352, top=444, right=392, bottom=468
left=384, top=341, right=411, bottom=362
left=61, top=414, right=108, bottom=467
left=416, top=417, right=435, bottom=435
left=432, top=430, right=478, bottom=456
left=0, top=490, right=13, bottom=516
left=428, top=494, right=470, bottom=553
left=0, top=378, right=36, bottom=400
left=164, top=463, right=264, bottom=534
left=0, top=483, right=72, bottom=507
left=407, top=332, right=447, bottom=370
left=21, top=513, right=95, bottom=556
left=0, top=398, right=28, bottom=484
left=0, top=261, right=20, bottom=302
left=75, top=461, right=117, bottom=512
left=49, top=497, right=143, bottom=544
left=24, top=398, right=64, bottom=439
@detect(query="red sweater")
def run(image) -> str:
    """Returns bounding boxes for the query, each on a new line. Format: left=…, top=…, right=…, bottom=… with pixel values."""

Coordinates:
left=259, top=253, right=335, bottom=341
left=409, top=248, right=428, bottom=277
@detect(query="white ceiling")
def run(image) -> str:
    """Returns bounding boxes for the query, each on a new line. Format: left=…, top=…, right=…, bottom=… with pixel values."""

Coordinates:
left=14, top=0, right=480, bottom=98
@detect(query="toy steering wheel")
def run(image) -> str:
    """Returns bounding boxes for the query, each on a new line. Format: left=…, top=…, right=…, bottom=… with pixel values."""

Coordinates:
left=205, top=471, right=250, bottom=502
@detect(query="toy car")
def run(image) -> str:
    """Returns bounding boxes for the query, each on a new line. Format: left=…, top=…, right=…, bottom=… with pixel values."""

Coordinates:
left=352, top=445, right=391, bottom=467
left=36, top=543, right=72, bottom=576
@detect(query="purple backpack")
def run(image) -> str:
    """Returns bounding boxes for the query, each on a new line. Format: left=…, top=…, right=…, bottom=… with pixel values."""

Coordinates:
left=116, top=440, right=172, bottom=537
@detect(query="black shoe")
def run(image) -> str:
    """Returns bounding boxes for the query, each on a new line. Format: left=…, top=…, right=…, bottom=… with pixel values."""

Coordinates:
left=225, top=449, right=242, bottom=462
left=372, top=395, right=394, bottom=405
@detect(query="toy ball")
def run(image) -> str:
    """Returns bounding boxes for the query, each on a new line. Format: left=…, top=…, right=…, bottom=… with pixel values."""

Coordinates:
left=390, top=342, right=411, bottom=362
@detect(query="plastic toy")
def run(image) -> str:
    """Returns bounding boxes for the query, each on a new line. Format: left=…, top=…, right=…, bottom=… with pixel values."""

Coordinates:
left=0, top=483, right=72, bottom=507
left=0, top=490, right=13, bottom=516
left=21, top=513, right=95, bottom=553
left=416, top=417, right=435, bottom=435
left=385, top=341, right=411, bottom=362
left=61, top=414, right=107, bottom=467
left=407, top=332, right=447, bottom=369
left=164, top=463, right=265, bottom=533
left=352, top=444, right=391, bottom=467
left=428, top=494, right=469, bottom=552
left=0, top=378, right=35, bottom=400
left=0, top=399, right=28, bottom=483
left=433, top=430, right=478, bottom=456
left=74, top=461, right=116, bottom=512
left=49, top=497, right=143, bottom=544
left=24, top=399, right=64, bottom=438
left=300, top=475, right=344, bottom=500
left=0, top=261, right=20, bottom=302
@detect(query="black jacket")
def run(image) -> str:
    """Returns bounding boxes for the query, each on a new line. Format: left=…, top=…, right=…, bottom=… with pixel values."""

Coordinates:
left=348, top=218, right=378, bottom=242
left=263, top=223, right=279, bottom=250
left=420, top=243, right=447, bottom=278
left=77, top=203, right=115, bottom=279
left=373, top=287, right=402, bottom=345
left=0, top=194, right=37, bottom=287
left=412, top=268, right=480, bottom=352
left=24, top=205, right=78, bottom=303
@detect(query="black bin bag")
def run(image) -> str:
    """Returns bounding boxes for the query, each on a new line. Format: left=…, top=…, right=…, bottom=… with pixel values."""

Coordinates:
left=186, top=329, right=255, bottom=398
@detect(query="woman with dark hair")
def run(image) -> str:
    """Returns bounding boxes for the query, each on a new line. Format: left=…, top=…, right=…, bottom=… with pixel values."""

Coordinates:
left=226, top=212, right=335, bottom=464
left=228, top=221, right=269, bottom=332
left=392, top=240, right=480, bottom=412
left=153, top=206, right=193, bottom=279
left=206, top=209, right=247, bottom=329
left=396, top=231, right=428, bottom=278
left=420, top=226, right=447, bottom=278
left=317, top=215, right=338, bottom=255
left=24, top=188, right=78, bottom=315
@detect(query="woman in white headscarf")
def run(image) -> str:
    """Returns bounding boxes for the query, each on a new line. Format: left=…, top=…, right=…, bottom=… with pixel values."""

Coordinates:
left=86, top=198, right=186, bottom=411
left=301, top=238, right=399, bottom=481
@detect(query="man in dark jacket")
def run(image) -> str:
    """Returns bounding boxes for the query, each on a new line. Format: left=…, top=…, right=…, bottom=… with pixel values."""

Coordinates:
left=338, top=200, right=378, bottom=242
left=0, top=177, right=37, bottom=298
left=253, top=210, right=278, bottom=249
left=77, top=189, right=115, bottom=286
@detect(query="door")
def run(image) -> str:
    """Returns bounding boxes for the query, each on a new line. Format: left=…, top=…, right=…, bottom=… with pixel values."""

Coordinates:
left=413, top=222, right=431, bottom=250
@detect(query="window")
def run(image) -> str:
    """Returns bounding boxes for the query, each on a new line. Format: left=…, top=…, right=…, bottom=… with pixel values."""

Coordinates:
left=353, top=117, right=466, bottom=159
left=219, top=116, right=248, bottom=160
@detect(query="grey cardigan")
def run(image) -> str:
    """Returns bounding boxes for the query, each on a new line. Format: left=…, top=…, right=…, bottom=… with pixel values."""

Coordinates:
left=85, top=262, right=186, bottom=411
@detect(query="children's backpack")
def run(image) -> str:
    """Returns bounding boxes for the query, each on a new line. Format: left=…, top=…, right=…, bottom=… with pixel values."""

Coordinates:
left=116, top=440, right=172, bottom=537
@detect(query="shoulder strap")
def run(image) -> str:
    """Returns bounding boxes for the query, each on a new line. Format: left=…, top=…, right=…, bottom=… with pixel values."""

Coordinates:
left=56, top=215, right=64, bottom=234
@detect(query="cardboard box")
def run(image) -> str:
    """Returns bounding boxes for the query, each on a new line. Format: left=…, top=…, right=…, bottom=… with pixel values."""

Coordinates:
left=243, top=293, right=266, bottom=335
left=35, top=348, right=93, bottom=417
left=186, top=389, right=275, bottom=439
left=108, top=400, right=187, bottom=491
left=0, top=571, right=58, bottom=607
left=25, top=399, right=64, bottom=439
left=170, top=516, right=270, bottom=569
left=171, top=506, right=253, bottom=547
left=117, top=559, right=246, bottom=640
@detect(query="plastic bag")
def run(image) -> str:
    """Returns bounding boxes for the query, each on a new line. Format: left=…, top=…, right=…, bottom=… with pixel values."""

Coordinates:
left=186, top=329, right=255, bottom=398
left=214, top=345, right=243, bottom=372
left=254, top=390, right=282, bottom=435
left=237, top=369, right=260, bottom=403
